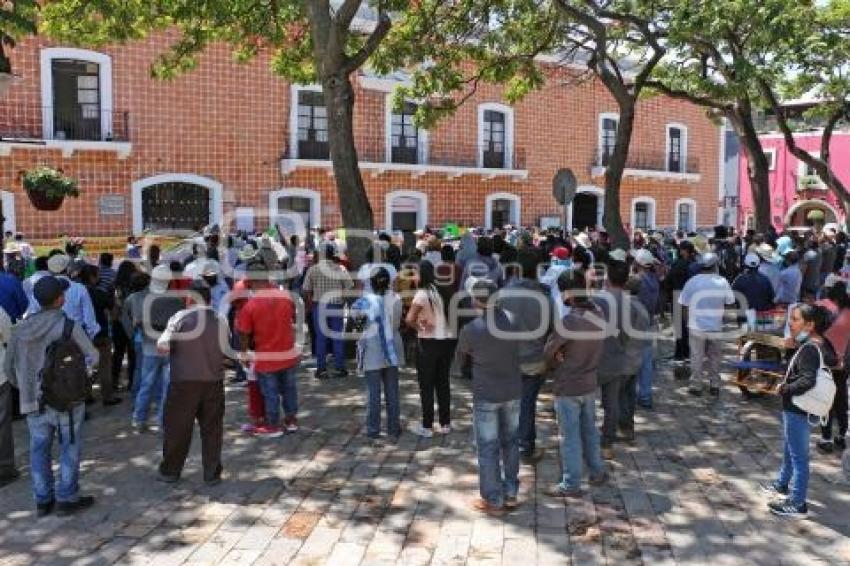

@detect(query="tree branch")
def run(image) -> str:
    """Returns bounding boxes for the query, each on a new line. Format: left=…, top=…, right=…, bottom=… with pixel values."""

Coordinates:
left=334, top=0, right=362, bottom=30
left=645, top=80, right=731, bottom=111
left=341, top=10, right=390, bottom=74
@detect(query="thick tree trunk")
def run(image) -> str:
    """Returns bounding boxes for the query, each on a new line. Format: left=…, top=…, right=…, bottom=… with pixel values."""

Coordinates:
left=323, top=72, right=374, bottom=268
left=728, top=107, right=771, bottom=233
left=603, top=101, right=633, bottom=249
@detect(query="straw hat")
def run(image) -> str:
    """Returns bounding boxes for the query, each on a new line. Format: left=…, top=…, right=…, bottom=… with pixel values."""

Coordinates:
left=690, top=235, right=709, bottom=254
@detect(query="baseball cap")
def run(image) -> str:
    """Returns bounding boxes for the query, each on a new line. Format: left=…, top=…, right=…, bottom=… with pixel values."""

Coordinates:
left=150, top=264, right=172, bottom=294
left=47, top=254, right=71, bottom=275
left=33, top=275, right=70, bottom=307
left=551, top=246, right=571, bottom=260
left=744, top=253, right=760, bottom=268
left=609, top=248, right=628, bottom=262
left=700, top=252, right=719, bottom=268
left=634, top=249, right=659, bottom=267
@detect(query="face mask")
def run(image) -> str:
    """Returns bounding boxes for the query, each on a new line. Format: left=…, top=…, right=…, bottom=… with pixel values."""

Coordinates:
left=795, top=330, right=810, bottom=344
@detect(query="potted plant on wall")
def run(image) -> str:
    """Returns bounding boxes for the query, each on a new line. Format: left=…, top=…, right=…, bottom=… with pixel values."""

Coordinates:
left=21, top=166, right=80, bottom=211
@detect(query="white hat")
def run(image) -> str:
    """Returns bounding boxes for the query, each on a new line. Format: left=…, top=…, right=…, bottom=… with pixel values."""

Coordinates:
left=575, top=232, right=592, bottom=249
left=200, top=259, right=221, bottom=277
left=700, top=252, right=719, bottom=268
left=755, top=243, right=776, bottom=262
left=744, top=253, right=760, bottom=268
left=609, top=248, right=628, bottom=262
left=634, top=249, right=659, bottom=267
left=150, top=264, right=172, bottom=294
left=47, top=254, right=70, bottom=274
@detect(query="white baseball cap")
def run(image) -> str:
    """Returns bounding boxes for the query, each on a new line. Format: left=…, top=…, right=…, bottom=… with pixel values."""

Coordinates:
left=700, top=252, right=719, bottom=268
left=744, top=253, right=760, bottom=268
left=47, top=254, right=70, bottom=275
left=634, top=249, right=659, bottom=267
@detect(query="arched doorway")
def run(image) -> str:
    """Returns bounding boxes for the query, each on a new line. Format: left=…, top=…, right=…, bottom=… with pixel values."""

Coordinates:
left=132, top=174, right=223, bottom=234
left=386, top=191, right=428, bottom=233
left=485, top=192, right=521, bottom=230
left=784, top=200, right=840, bottom=230
left=572, top=193, right=598, bottom=231
left=141, top=183, right=210, bottom=232
left=269, top=189, right=321, bottom=237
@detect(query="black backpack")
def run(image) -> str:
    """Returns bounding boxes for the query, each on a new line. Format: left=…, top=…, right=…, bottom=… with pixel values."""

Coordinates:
left=40, top=317, right=88, bottom=441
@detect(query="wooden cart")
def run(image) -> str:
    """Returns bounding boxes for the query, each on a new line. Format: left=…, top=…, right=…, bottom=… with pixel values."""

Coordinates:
left=733, top=331, right=790, bottom=398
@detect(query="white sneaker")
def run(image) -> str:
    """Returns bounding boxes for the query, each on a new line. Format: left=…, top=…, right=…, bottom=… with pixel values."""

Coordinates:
left=438, top=425, right=452, bottom=434
left=409, top=424, right=433, bottom=438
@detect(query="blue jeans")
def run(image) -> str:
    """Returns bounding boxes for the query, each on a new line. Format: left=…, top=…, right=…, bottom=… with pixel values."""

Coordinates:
left=133, top=353, right=169, bottom=426
left=313, top=303, right=345, bottom=371
left=518, top=375, right=542, bottom=453
left=131, top=333, right=143, bottom=398
left=555, top=394, right=605, bottom=490
left=365, top=366, right=401, bottom=438
left=473, top=399, right=520, bottom=507
left=257, top=366, right=299, bottom=426
left=27, top=404, right=85, bottom=504
left=777, top=410, right=811, bottom=506
left=637, top=343, right=654, bottom=404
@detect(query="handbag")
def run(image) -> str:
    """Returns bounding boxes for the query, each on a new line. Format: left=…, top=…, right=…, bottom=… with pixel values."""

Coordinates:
left=785, top=342, right=837, bottom=425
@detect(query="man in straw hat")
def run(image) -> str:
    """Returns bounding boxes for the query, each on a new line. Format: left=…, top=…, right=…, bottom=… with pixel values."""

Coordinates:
left=755, top=243, right=781, bottom=293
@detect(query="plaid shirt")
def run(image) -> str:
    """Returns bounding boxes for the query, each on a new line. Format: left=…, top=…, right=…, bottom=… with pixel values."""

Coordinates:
left=302, top=260, right=354, bottom=305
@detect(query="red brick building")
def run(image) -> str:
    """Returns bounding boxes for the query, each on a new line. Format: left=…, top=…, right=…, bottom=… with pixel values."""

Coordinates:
left=0, top=35, right=722, bottom=238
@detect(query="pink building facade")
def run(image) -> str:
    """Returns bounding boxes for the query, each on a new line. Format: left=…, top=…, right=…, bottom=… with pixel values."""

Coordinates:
left=738, top=131, right=849, bottom=231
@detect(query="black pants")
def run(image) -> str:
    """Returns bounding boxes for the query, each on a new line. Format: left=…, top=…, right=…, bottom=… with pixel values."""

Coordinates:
left=599, top=377, right=623, bottom=448
left=111, top=323, right=135, bottom=389
left=674, top=315, right=690, bottom=360
left=160, top=381, right=225, bottom=480
left=416, top=339, right=456, bottom=429
left=618, top=374, right=637, bottom=432
left=0, top=383, right=15, bottom=476
left=822, top=370, right=849, bottom=440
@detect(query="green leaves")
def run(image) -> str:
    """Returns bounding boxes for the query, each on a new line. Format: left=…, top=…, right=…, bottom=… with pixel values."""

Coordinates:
left=0, top=0, right=38, bottom=73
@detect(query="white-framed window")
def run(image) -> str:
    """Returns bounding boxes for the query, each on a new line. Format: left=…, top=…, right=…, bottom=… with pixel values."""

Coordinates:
left=386, top=190, right=428, bottom=232
left=631, top=197, right=656, bottom=231
left=477, top=103, right=514, bottom=169
left=40, top=48, right=114, bottom=141
left=666, top=123, right=688, bottom=173
left=289, top=84, right=328, bottom=160
left=674, top=198, right=697, bottom=232
left=485, top=192, right=521, bottom=230
left=268, top=188, right=322, bottom=236
left=764, top=148, right=777, bottom=170
left=797, top=152, right=825, bottom=189
left=385, top=95, right=428, bottom=165
left=598, top=112, right=619, bottom=166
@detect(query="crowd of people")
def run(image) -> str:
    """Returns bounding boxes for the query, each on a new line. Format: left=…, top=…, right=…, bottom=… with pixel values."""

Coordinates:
left=0, top=221, right=847, bottom=521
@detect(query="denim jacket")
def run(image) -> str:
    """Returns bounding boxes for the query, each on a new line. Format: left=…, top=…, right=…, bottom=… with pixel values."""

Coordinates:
left=352, top=292, right=405, bottom=372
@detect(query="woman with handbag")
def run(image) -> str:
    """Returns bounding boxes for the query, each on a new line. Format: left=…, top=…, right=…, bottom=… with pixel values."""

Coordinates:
left=762, top=303, right=836, bottom=518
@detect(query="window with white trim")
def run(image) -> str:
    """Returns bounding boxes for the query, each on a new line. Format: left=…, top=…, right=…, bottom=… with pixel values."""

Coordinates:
left=797, top=152, right=825, bottom=189
left=599, top=114, right=619, bottom=166
left=482, top=110, right=506, bottom=168
left=40, top=48, right=116, bottom=142
left=666, top=125, right=687, bottom=172
left=632, top=197, right=655, bottom=231
left=676, top=201, right=696, bottom=232
left=391, top=101, right=420, bottom=164
left=296, top=90, right=329, bottom=159
left=764, top=148, right=776, bottom=170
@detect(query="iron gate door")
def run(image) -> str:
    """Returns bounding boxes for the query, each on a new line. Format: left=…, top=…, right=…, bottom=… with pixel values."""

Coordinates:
left=142, top=183, right=210, bottom=231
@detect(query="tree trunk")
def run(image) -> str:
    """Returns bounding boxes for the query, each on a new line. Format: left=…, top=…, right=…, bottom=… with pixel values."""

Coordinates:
left=323, top=72, right=374, bottom=268
left=603, top=101, right=633, bottom=249
left=728, top=107, right=771, bottom=233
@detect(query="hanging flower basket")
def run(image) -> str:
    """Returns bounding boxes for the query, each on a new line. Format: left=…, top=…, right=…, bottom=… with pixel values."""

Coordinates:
left=21, top=167, right=80, bottom=211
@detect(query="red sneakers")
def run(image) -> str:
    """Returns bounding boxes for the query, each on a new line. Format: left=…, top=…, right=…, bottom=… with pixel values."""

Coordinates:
left=254, top=425, right=284, bottom=438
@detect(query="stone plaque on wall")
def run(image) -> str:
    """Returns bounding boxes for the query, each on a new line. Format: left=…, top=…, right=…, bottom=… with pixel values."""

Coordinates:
left=99, top=195, right=126, bottom=216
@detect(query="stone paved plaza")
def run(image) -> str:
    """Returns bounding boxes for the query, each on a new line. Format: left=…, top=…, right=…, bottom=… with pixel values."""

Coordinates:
left=1, top=344, right=850, bottom=565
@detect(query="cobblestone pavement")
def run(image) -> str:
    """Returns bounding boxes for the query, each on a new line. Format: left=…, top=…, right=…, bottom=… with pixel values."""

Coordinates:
left=1, top=343, right=850, bottom=565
